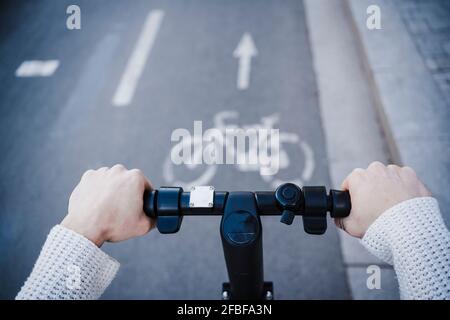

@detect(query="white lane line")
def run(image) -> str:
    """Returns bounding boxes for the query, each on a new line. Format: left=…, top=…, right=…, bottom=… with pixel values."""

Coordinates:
left=15, top=60, right=60, bottom=77
left=233, top=33, right=258, bottom=90
left=112, top=10, right=165, bottom=107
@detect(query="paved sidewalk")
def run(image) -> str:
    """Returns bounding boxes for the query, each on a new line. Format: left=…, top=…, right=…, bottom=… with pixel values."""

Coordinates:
left=304, top=0, right=399, bottom=300
left=395, top=0, right=450, bottom=103
left=307, top=0, right=450, bottom=299
left=346, top=0, right=450, bottom=228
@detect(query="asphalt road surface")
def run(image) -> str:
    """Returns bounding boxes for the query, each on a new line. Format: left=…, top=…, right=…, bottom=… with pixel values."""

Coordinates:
left=0, top=0, right=350, bottom=299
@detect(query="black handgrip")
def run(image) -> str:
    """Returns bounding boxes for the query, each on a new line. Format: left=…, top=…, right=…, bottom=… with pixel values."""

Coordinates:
left=329, top=190, right=351, bottom=218
left=143, top=190, right=157, bottom=219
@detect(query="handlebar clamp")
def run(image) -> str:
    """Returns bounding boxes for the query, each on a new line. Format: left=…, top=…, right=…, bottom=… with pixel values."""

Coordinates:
left=302, top=186, right=328, bottom=235
left=155, top=187, right=184, bottom=234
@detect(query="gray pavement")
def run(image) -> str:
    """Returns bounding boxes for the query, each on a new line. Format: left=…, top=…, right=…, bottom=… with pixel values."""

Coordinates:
left=0, top=1, right=350, bottom=299
left=396, top=0, right=450, bottom=104
left=305, top=0, right=399, bottom=300
left=346, top=0, right=450, bottom=227
left=343, top=0, right=450, bottom=298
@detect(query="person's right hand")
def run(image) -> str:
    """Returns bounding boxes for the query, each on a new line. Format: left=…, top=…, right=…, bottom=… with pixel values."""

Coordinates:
left=335, top=161, right=431, bottom=238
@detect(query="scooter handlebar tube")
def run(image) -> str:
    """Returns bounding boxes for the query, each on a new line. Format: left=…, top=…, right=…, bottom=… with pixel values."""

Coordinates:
left=143, top=183, right=351, bottom=233
left=143, top=183, right=351, bottom=300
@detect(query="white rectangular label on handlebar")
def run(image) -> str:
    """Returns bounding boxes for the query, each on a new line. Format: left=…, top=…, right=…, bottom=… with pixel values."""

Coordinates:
left=189, top=186, right=214, bottom=208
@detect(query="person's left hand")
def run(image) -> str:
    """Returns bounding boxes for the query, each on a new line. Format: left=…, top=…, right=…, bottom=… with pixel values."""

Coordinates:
left=61, top=164, right=154, bottom=247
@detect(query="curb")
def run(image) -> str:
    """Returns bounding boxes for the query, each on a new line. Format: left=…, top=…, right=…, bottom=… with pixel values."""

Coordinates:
left=303, top=0, right=400, bottom=299
left=343, top=0, right=450, bottom=226
left=342, top=0, right=401, bottom=165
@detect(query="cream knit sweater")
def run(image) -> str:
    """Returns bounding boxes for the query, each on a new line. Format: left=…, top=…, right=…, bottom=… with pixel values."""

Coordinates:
left=16, top=197, right=450, bottom=300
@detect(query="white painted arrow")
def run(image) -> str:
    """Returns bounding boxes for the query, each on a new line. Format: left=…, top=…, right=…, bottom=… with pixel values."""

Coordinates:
left=233, top=33, right=258, bottom=90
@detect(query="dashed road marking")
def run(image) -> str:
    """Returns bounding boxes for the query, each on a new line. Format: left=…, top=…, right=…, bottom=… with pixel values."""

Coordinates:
left=15, top=60, right=60, bottom=77
left=112, top=10, right=165, bottom=107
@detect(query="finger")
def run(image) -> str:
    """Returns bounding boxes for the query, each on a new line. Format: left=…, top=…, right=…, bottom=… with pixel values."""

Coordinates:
left=81, top=169, right=95, bottom=179
left=110, top=164, right=127, bottom=172
left=367, top=161, right=385, bottom=172
left=334, top=218, right=340, bottom=228
left=138, top=215, right=154, bottom=235
left=387, top=164, right=400, bottom=172
left=334, top=218, right=346, bottom=232
left=129, top=169, right=153, bottom=191
left=387, top=164, right=401, bottom=177
left=399, top=166, right=416, bottom=179
left=143, top=176, right=153, bottom=191
left=341, top=168, right=362, bottom=190
left=342, top=168, right=365, bottom=191
left=148, top=216, right=156, bottom=230
left=341, top=174, right=350, bottom=190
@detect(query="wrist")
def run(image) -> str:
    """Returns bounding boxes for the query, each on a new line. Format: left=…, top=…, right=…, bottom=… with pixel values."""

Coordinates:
left=61, top=215, right=106, bottom=247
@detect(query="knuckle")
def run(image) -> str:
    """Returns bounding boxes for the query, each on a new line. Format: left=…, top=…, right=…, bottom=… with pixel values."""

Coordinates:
left=387, top=164, right=400, bottom=170
left=351, top=168, right=365, bottom=177
left=348, top=168, right=365, bottom=185
left=129, top=168, right=143, bottom=176
left=82, top=169, right=95, bottom=178
left=111, top=164, right=126, bottom=171
left=368, top=161, right=385, bottom=171
left=387, top=164, right=402, bottom=176
left=401, top=166, right=417, bottom=176
left=128, top=169, right=145, bottom=183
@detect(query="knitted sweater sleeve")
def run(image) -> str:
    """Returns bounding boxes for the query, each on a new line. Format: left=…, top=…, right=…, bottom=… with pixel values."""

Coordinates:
left=16, top=225, right=119, bottom=300
left=361, top=197, right=450, bottom=300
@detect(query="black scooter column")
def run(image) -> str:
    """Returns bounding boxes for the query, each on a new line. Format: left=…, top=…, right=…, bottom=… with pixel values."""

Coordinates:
left=220, top=192, right=264, bottom=300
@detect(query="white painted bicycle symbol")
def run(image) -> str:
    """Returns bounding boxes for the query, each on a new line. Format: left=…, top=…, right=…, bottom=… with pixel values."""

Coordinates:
left=163, top=111, right=315, bottom=189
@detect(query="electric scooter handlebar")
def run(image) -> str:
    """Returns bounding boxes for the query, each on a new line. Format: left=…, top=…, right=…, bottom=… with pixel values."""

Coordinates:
left=144, top=183, right=351, bottom=235
left=144, top=183, right=351, bottom=299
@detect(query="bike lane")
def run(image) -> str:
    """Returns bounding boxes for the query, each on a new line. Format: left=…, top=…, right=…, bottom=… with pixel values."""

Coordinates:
left=0, top=0, right=350, bottom=299
left=115, top=0, right=350, bottom=299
